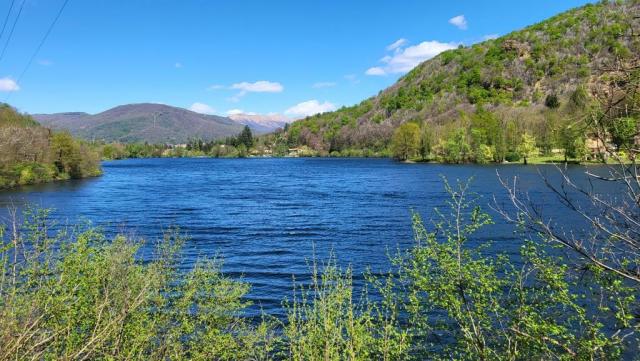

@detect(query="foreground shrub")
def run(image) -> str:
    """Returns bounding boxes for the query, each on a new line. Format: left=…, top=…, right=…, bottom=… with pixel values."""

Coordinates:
left=284, top=257, right=409, bottom=360
left=0, top=178, right=637, bottom=359
left=395, top=179, right=638, bottom=359
left=0, top=208, right=274, bottom=361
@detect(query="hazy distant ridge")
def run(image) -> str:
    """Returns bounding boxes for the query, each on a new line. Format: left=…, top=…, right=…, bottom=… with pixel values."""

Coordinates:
left=229, top=113, right=291, bottom=133
left=33, top=103, right=277, bottom=144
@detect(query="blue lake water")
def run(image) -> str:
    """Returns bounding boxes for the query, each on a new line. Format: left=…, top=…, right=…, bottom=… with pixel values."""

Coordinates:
left=0, top=158, right=610, bottom=316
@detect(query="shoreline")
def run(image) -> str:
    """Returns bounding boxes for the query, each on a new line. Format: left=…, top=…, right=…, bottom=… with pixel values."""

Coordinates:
left=0, top=171, right=103, bottom=192
left=102, top=154, right=611, bottom=166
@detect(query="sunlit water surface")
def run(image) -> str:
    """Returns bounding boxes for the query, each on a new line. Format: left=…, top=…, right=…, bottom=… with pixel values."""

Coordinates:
left=0, top=158, right=614, bottom=317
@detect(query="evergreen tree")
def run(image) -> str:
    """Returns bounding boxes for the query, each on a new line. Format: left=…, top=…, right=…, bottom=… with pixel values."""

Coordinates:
left=544, top=93, right=560, bottom=109
left=238, top=126, right=253, bottom=148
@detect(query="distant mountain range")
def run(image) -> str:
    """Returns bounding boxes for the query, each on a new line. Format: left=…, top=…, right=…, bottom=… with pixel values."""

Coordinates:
left=228, top=113, right=291, bottom=133
left=33, top=103, right=287, bottom=144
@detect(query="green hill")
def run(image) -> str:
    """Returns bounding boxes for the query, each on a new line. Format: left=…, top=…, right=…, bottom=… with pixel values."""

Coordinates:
left=281, top=0, right=639, bottom=161
left=33, top=103, right=247, bottom=144
left=0, top=104, right=101, bottom=189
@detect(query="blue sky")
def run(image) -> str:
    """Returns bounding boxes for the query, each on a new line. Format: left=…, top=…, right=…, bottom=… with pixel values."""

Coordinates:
left=0, top=0, right=592, bottom=117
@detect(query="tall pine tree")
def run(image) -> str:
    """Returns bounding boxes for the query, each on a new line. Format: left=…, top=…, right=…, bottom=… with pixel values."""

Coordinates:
left=238, top=125, right=253, bottom=148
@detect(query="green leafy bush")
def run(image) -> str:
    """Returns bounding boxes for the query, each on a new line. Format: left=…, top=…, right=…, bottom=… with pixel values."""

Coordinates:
left=394, top=179, right=637, bottom=359
left=545, top=93, right=561, bottom=109
left=505, top=151, right=521, bottom=162
left=0, top=209, right=274, bottom=361
left=15, top=163, right=56, bottom=185
left=1, top=177, right=638, bottom=359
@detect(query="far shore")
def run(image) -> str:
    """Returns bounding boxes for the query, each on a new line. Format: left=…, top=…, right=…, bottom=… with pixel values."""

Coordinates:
left=101, top=154, right=613, bottom=166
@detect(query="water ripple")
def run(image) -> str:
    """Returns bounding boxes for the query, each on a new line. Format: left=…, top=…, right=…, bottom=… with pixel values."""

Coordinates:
left=0, top=158, right=611, bottom=317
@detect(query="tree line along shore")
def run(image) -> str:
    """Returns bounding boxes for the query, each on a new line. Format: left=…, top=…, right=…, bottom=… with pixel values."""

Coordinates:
left=1, top=85, right=637, bottom=191
left=0, top=104, right=101, bottom=189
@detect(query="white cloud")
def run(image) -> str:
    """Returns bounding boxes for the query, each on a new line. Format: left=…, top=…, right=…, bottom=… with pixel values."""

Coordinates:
left=189, top=102, right=216, bottom=115
left=386, top=38, right=408, bottom=52
left=226, top=109, right=245, bottom=115
left=312, top=81, right=337, bottom=88
left=365, top=67, right=386, bottom=76
left=365, top=40, right=458, bottom=76
left=207, top=84, right=225, bottom=90
left=231, top=80, right=283, bottom=93
left=483, top=34, right=499, bottom=41
left=285, top=100, right=336, bottom=117
left=37, top=59, right=53, bottom=66
left=229, top=80, right=283, bottom=101
left=0, top=77, right=19, bottom=92
left=175, top=62, right=183, bottom=68
left=448, top=15, right=467, bottom=30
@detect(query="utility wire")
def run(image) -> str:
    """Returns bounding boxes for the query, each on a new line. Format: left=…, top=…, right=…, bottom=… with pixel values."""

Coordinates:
left=0, top=0, right=26, bottom=64
left=0, top=0, right=17, bottom=42
left=5, top=0, right=70, bottom=103
left=15, top=0, right=70, bottom=83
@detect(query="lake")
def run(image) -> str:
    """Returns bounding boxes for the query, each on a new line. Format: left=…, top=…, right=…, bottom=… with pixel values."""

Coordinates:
left=0, top=158, right=609, bottom=317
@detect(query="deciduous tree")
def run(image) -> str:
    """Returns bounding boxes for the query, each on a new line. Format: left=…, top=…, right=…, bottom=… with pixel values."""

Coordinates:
left=391, top=122, right=420, bottom=161
left=517, top=133, right=537, bottom=164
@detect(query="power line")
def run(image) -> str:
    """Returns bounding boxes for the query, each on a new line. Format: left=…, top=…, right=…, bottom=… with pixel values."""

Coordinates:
left=4, top=0, right=70, bottom=103
left=0, top=0, right=26, bottom=64
left=15, top=0, right=70, bottom=83
left=0, top=0, right=17, bottom=42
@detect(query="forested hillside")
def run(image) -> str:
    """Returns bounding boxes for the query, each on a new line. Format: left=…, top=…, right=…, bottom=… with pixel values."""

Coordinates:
left=280, top=0, right=639, bottom=161
left=34, top=103, right=247, bottom=144
left=0, top=104, right=101, bottom=189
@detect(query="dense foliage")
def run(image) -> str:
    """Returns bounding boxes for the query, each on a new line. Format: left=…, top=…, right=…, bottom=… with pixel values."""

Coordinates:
left=0, top=209, right=275, bottom=360
left=1, top=176, right=637, bottom=360
left=274, top=0, right=639, bottom=162
left=0, top=104, right=101, bottom=189
left=93, top=124, right=267, bottom=159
